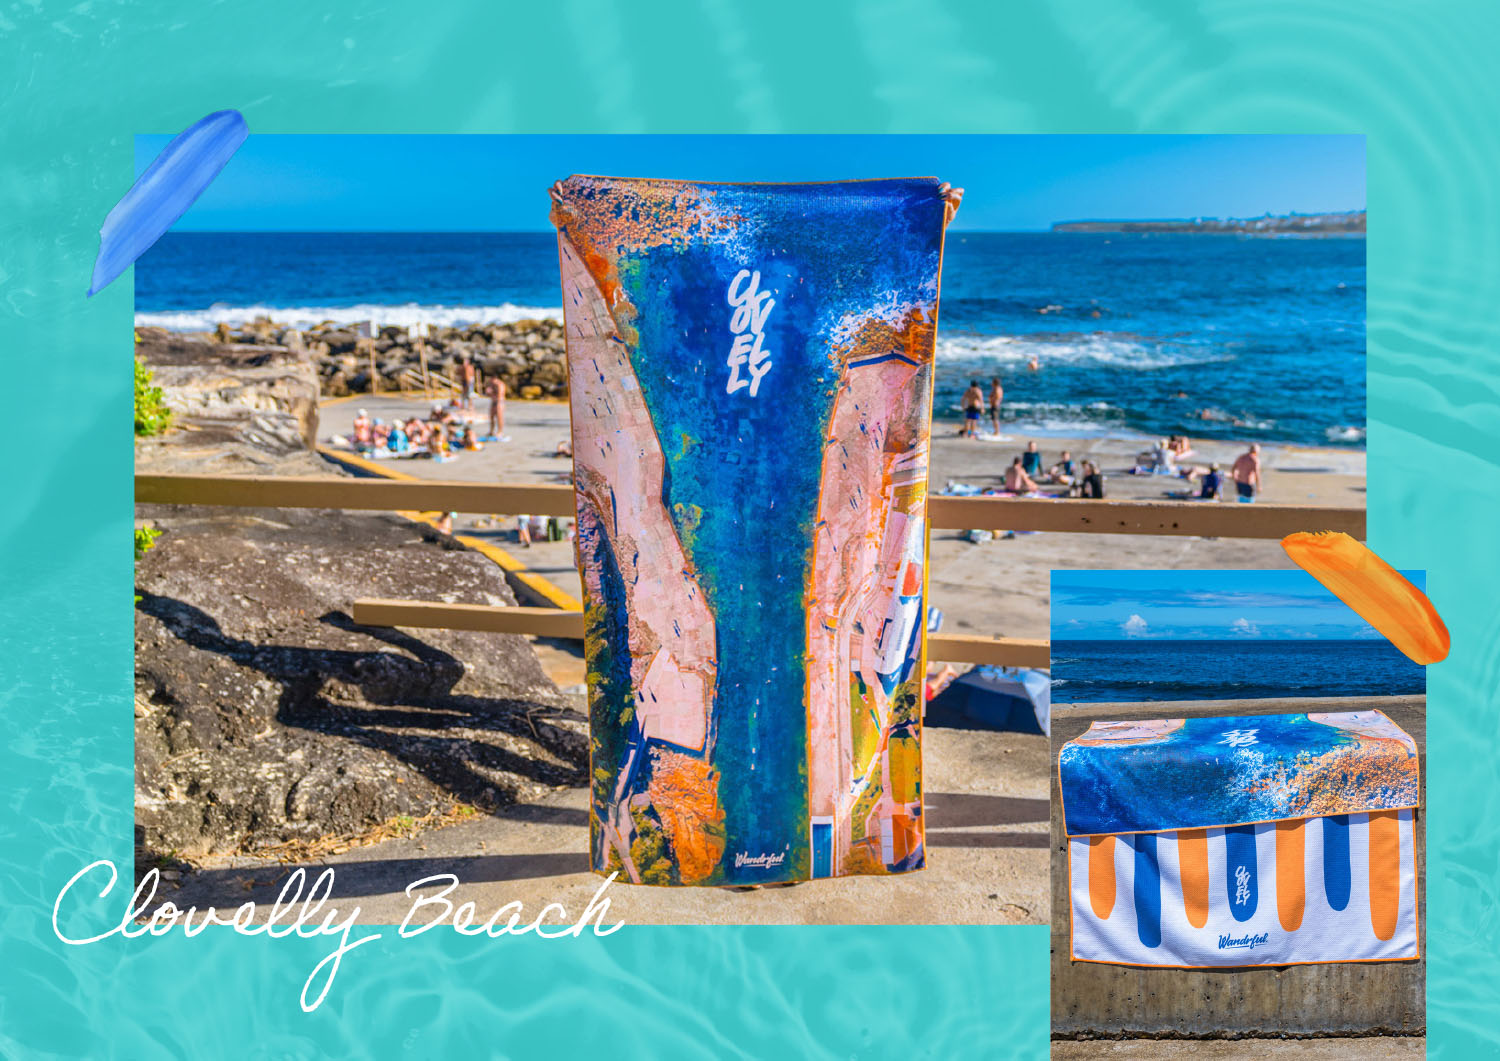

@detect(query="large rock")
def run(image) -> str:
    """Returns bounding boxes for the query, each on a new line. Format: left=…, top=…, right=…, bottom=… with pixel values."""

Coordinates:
left=134, top=505, right=587, bottom=860
left=155, top=317, right=573, bottom=399
left=135, top=328, right=323, bottom=475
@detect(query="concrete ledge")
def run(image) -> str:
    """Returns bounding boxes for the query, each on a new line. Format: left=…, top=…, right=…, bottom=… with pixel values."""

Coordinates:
left=1050, top=695, right=1426, bottom=1039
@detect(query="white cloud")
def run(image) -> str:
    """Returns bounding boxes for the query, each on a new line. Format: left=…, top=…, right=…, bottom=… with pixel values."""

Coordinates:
left=1121, top=614, right=1149, bottom=638
left=1230, top=617, right=1261, bottom=637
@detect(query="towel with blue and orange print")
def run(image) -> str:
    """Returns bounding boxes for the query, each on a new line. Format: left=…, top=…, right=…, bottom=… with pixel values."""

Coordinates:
left=1061, top=711, right=1420, bottom=967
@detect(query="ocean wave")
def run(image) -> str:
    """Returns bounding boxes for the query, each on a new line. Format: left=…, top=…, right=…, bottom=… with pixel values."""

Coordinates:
left=134, top=302, right=563, bottom=332
left=1325, top=424, right=1367, bottom=443
left=938, top=398, right=1131, bottom=437
left=935, top=331, right=1233, bottom=370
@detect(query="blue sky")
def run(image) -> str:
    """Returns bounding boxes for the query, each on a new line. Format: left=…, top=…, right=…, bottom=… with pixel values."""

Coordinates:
left=1051, top=569, right=1424, bottom=641
left=134, top=134, right=1364, bottom=233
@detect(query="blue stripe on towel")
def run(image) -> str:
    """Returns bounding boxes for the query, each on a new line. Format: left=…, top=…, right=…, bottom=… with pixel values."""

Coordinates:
left=1322, top=814, right=1351, bottom=911
left=1133, top=832, right=1161, bottom=948
left=1224, top=825, right=1259, bottom=922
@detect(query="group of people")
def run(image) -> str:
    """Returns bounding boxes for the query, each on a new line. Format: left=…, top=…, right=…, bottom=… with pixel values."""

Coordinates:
left=1001, top=440, right=1106, bottom=498
left=993, top=437, right=1264, bottom=502
left=960, top=377, right=1006, bottom=438
left=350, top=402, right=489, bottom=462
left=1132, top=436, right=1263, bottom=502
left=347, top=356, right=510, bottom=462
left=1131, top=434, right=1197, bottom=476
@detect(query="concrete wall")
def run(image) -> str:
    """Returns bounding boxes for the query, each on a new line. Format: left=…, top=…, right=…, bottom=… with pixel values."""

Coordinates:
left=1050, top=695, right=1426, bottom=1039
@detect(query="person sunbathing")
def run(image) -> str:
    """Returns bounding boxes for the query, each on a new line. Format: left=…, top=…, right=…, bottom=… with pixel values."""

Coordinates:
left=1168, top=434, right=1195, bottom=461
left=351, top=409, right=374, bottom=453
left=406, top=417, right=430, bottom=446
left=1021, top=440, right=1044, bottom=479
left=1046, top=450, right=1076, bottom=484
left=460, top=423, right=482, bottom=451
left=1198, top=462, right=1224, bottom=500
left=387, top=423, right=409, bottom=453
left=1004, top=456, right=1039, bottom=494
left=1132, top=438, right=1176, bottom=475
left=1075, top=460, right=1106, bottom=499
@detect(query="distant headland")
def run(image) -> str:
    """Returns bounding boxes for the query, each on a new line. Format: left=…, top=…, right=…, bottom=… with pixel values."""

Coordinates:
left=1051, top=209, right=1365, bottom=235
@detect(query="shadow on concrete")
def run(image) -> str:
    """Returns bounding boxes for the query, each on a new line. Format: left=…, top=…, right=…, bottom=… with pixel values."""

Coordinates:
left=925, top=792, right=1049, bottom=848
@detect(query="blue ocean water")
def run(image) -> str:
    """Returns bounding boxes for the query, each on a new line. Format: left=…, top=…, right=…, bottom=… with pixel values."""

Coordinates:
left=1051, top=639, right=1424, bottom=703
left=135, top=230, right=1365, bottom=447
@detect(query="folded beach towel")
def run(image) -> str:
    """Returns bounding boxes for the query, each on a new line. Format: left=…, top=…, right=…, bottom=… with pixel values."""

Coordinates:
left=1061, top=710, right=1420, bottom=967
left=551, top=175, right=956, bottom=887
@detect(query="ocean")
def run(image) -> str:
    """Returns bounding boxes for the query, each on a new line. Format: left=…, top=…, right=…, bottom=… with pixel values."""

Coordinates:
left=1050, top=639, right=1424, bottom=704
left=134, top=230, right=1365, bottom=447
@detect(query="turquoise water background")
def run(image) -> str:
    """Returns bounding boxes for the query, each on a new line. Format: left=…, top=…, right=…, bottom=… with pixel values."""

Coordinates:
left=4, top=3, right=1498, bottom=1056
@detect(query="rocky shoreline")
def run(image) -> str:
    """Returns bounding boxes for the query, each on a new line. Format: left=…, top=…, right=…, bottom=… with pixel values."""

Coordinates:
left=1052, top=209, right=1366, bottom=235
left=138, top=315, right=570, bottom=400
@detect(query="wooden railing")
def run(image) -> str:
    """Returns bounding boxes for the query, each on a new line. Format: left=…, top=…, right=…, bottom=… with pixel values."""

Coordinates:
left=137, top=474, right=1364, bottom=538
left=137, top=472, right=1364, bottom=669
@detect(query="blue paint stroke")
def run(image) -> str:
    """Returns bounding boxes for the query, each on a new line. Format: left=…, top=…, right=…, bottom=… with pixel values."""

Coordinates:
left=1132, top=832, right=1161, bottom=948
left=88, top=109, right=247, bottom=296
left=1322, top=814, right=1352, bottom=911
left=1224, top=825, right=1259, bottom=922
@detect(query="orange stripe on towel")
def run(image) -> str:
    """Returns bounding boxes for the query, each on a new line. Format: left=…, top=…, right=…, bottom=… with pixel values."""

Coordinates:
left=1089, top=835, right=1117, bottom=919
left=1281, top=532, right=1449, bottom=664
left=1275, top=819, right=1306, bottom=932
left=1177, top=829, right=1210, bottom=929
left=1368, top=811, right=1401, bottom=941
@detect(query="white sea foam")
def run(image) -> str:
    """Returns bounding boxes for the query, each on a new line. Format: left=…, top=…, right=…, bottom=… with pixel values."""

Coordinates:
left=935, top=332, right=1231, bottom=370
left=940, top=398, right=1139, bottom=439
left=135, top=302, right=563, bottom=332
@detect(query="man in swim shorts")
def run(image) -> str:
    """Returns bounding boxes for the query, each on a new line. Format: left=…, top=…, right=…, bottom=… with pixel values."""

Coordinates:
left=485, top=375, right=506, bottom=440
left=1231, top=443, right=1262, bottom=502
left=961, top=380, right=984, bottom=438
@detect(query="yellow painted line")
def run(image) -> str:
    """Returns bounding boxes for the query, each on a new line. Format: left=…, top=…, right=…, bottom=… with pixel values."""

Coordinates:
left=314, top=444, right=581, bottom=612
left=316, top=445, right=422, bottom=481
left=317, top=393, right=363, bottom=409
left=452, top=533, right=583, bottom=611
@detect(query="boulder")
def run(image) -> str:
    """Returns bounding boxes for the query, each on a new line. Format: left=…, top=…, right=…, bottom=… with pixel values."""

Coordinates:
left=135, top=330, right=323, bottom=474
left=134, top=505, right=586, bottom=860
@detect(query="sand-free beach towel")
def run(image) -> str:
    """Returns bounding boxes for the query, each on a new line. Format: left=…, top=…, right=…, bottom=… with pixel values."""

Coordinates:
left=1061, top=711, right=1420, bottom=966
left=551, top=176, right=955, bottom=886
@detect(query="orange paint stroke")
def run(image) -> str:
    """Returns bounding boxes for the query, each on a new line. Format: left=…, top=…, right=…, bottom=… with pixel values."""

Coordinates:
left=1275, top=819, right=1306, bottom=932
left=1088, top=835, right=1117, bottom=919
left=1367, top=810, right=1402, bottom=941
left=1281, top=532, right=1449, bottom=664
left=1177, top=829, right=1210, bottom=929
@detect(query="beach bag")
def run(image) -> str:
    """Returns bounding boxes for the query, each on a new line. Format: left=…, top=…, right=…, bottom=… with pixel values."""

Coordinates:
left=1060, top=711, right=1421, bottom=966
left=550, top=175, right=957, bottom=886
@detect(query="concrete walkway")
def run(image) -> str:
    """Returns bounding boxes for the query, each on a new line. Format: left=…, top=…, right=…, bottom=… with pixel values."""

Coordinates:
left=1052, top=1039, right=1424, bottom=1058
left=167, top=724, right=1049, bottom=926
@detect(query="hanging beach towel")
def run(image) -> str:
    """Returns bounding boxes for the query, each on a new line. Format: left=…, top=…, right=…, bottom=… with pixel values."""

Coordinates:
left=1060, top=710, right=1421, bottom=967
left=555, top=176, right=960, bottom=888
left=551, top=176, right=958, bottom=887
